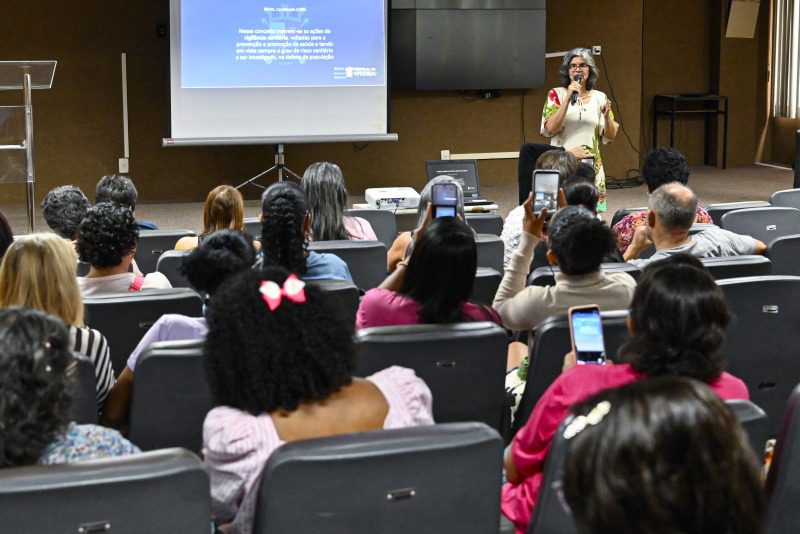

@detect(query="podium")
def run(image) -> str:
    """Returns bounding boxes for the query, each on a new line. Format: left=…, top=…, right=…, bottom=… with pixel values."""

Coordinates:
left=0, top=61, right=57, bottom=232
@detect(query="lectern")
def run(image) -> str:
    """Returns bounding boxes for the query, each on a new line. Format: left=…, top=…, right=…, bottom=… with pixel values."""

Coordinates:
left=0, top=61, right=57, bottom=232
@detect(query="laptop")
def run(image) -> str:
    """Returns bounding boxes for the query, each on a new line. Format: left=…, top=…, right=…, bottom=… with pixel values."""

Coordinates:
left=425, top=159, right=494, bottom=206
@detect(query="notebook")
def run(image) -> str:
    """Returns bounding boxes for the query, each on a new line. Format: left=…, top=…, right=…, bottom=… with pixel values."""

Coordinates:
left=425, top=159, right=494, bottom=206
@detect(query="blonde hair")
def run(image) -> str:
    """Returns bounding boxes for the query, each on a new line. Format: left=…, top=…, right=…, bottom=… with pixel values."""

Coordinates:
left=203, top=185, right=244, bottom=235
left=0, top=233, right=84, bottom=326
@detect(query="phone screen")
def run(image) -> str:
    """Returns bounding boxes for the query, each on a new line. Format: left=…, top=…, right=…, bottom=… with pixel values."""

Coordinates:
left=432, top=183, right=458, bottom=218
left=570, top=308, right=606, bottom=365
left=532, top=170, right=559, bottom=213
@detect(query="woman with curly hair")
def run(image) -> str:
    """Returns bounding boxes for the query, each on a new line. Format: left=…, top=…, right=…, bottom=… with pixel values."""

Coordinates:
left=102, top=230, right=256, bottom=427
left=0, top=233, right=115, bottom=408
left=203, top=267, right=433, bottom=532
left=76, top=202, right=171, bottom=295
left=562, top=376, right=765, bottom=534
left=0, top=307, right=138, bottom=467
left=256, top=181, right=352, bottom=281
left=175, top=185, right=247, bottom=250
left=300, top=161, right=377, bottom=241
left=501, top=254, right=749, bottom=534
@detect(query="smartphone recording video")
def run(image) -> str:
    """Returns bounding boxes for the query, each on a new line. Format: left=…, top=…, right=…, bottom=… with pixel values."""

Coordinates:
left=432, top=183, right=458, bottom=218
left=568, top=305, right=606, bottom=365
left=532, top=170, right=559, bottom=214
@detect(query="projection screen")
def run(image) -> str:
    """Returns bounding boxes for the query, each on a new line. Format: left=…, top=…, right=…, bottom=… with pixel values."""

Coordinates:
left=164, top=0, right=395, bottom=146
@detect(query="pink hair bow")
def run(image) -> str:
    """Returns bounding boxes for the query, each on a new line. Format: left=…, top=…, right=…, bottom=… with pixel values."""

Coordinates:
left=259, top=274, right=307, bottom=311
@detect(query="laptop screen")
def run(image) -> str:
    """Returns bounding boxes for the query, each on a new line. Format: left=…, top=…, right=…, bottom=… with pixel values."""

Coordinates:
left=425, top=160, right=480, bottom=197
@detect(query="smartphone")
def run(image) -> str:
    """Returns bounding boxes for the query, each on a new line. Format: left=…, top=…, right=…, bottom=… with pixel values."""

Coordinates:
left=532, top=170, right=559, bottom=214
left=432, top=183, right=458, bottom=218
left=568, top=305, right=606, bottom=365
left=580, top=156, right=595, bottom=169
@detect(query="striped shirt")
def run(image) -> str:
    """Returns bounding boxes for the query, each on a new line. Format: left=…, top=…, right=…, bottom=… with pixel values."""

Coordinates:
left=70, top=326, right=115, bottom=408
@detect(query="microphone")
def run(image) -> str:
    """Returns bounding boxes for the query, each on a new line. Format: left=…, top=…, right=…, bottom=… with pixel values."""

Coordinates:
left=571, top=74, right=583, bottom=105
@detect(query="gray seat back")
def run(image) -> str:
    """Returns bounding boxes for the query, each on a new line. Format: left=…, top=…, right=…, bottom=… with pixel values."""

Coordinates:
left=355, top=322, right=508, bottom=432
left=0, top=448, right=210, bottom=533
left=465, top=213, right=504, bottom=235
left=766, top=384, right=800, bottom=533
left=155, top=249, right=192, bottom=288
left=471, top=267, right=502, bottom=305
left=308, top=279, right=360, bottom=326
left=129, top=339, right=211, bottom=453
left=135, top=229, right=196, bottom=274
left=726, top=399, right=770, bottom=459
left=475, top=233, right=504, bottom=273
left=308, top=240, right=387, bottom=291
left=767, top=234, right=800, bottom=276
left=717, top=275, right=800, bottom=436
left=83, top=288, right=203, bottom=374
left=707, top=201, right=771, bottom=225
left=720, top=206, right=800, bottom=245
left=254, top=423, right=503, bottom=534
left=699, top=255, right=772, bottom=279
left=770, top=188, right=800, bottom=210
left=346, top=208, right=398, bottom=249
left=67, top=355, right=98, bottom=425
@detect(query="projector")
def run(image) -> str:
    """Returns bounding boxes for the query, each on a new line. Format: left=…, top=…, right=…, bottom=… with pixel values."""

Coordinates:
left=364, top=187, right=420, bottom=210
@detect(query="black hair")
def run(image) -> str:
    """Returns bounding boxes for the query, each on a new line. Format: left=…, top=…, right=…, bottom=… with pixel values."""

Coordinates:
left=180, top=229, right=256, bottom=295
left=399, top=217, right=477, bottom=323
left=574, top=162, right=596, bottom=183
left=564, top=376, right=765, bottom=534
left=95, top=174, right=139, bottom=210
left=41, top=185, right=90, bottom=240
left=0, top=307, right=73, bottom=467
left=76, top=202, right=139, bottom=268
left=562, top=179, right=599, bottom=213
left=0, top=210, right=13, bottom=261
left=259, top=182, right=308, bottom=276
left=643, top=147, right=690, bottom=192
left=547, top=206, right=614, bottom=275
left=204, top=268, right=355, bottom=414
left=619, top=254, right=729, bottom=382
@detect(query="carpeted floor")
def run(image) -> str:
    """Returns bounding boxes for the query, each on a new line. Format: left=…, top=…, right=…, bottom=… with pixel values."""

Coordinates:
left=4, top=164, right=794, bottom=235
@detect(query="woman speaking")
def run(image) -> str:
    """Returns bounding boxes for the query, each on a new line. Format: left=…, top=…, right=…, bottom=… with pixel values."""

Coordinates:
left=541, top=48, right=618, bottom=213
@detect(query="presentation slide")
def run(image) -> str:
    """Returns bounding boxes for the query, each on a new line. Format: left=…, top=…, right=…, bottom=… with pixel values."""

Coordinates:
left=167, top=0, right=390, bottom=143
left=181, top=0, right=385, bottom=88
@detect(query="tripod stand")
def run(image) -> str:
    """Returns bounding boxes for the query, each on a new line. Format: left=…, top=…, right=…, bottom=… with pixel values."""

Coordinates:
left=236, top=143, right=301, bottom=190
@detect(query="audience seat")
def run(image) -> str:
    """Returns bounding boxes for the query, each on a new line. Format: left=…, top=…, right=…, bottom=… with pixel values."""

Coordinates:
left=475, top=234, right=505, bottom=273
left=83, top=288, right=203, bottom=374
left=527, top=263, right=641, bottom=287
left=717, top=275, right=800, bottom=436
left=0, top=448, right=210, bottom=532
left=308, top=240, right=387, bottom=291
left=511, top=310, right=631, bottom=439
left=706, top=201, right=771, bottom=225
left=135, top=229, right=196, bottom=274
left=67, top=355, right=98, bottom=425
left=471, top=267, right=502, bottom=305
left=129, top=339, right=211, bottom=453
left=466, top=213, right=504, bottom=236
left=155, top=250, right=192, bottom=288
left=699, top=255, right=772, bottom=280
left=243, top=217, right=261, bottom=241
left=254, top=422, right=503, bottom=534
left=308, top=279, right=360, bottom=326
left=720, top=206, right=800, bottom=245
left=767, top=234, right=800, bottom=276
left=766, top=383, right=800, bottom=533
left=726, top=399, right=770, bottom=459
left=610, top=206, right=647, bottom=227
left=355, top=322, right=508, bottom=433
left=770, top=188, right=800, bottom=210
left=346, top=208, right=398, bottom=249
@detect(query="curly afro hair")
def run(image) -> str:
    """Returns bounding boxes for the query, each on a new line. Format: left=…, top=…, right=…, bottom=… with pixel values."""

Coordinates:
left=204, top=267, right=355, bottom=415
left=0, top=307, right=73, bottom=467
left=180, top=229, right=256, bottom=295
left=41, top=185, right=90, bottom=240
left=76, top=202, right=139, bottom=268
left=259, top=182, right=308, bottom=276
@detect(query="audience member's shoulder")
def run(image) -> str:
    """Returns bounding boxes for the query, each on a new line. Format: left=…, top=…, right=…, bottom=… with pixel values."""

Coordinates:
left=367, top=366, right=434, bottom=426
left=39, top=423, right=139, bottom=465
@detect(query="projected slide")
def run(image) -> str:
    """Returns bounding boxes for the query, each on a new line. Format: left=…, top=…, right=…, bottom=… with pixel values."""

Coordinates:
left=181, top=0, right=385, bottom=88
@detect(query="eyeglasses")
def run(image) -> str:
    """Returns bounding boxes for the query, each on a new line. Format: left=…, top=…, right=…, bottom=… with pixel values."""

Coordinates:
left=569, top=63, right=589, bottom=71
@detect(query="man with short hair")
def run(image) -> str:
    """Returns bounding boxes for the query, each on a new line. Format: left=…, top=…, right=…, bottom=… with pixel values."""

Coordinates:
left=95, top=174, right=159, bottom=230
left=613, top=147, right=713, bottom=253
left=624, top=183, right=766, bottom=266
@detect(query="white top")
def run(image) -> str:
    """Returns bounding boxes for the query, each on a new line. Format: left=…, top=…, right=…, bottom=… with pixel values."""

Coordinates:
left=77, top=272, right=172, bottom=296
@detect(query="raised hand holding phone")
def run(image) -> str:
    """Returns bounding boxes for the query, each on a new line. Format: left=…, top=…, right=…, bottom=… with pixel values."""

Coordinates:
left=522, top=192, right=548, bottom=239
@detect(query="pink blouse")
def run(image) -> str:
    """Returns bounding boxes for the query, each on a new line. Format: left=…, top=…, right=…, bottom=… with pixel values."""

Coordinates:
left=344, top=215, right=378, bottom=241
left=203, top=366, right=434, bottom=533
left=356, top=288, right=502, bottom=330
left=502, top=363, right=749, bottom=533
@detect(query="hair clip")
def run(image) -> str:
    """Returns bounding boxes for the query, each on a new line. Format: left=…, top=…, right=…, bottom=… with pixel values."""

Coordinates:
left=563, top=400, right=611, bottom=440
left=260, top=274, right=306, bottom=311
left=32, top=340, right=53, bottom=372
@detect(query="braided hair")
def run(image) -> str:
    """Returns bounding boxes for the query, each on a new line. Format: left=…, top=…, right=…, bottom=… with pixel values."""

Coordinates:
left=259, top=182, right=308, bottom=276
